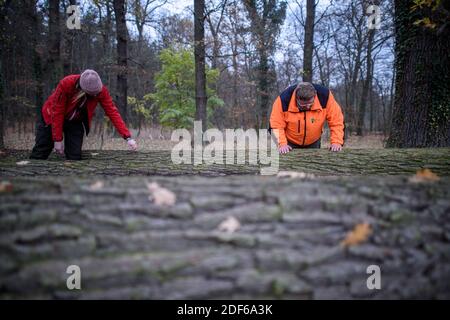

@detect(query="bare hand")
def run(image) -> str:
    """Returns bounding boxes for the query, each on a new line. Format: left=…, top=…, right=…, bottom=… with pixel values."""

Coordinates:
left=329, top=143, right=342, bottom=152
left=127, top=138, right=138, bottom=151
left=54, top=141, right=64, bottom=155
left=278, top=144, right=292, bottom=154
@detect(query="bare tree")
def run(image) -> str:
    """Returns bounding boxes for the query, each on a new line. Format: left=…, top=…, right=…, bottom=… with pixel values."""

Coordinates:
left=243, top=0, right=286, bottom=128
left=113, top=0, right=129, bottom=123
left=302, top=0, right=315, bottom=82
left=194, top=0, right=207, bottom=131
left=356, top=25, right=375, bottom=136
left=205, top=0, right=229, bottom=69
left=46, top=0, right=62, bottom=92
left=128, top=0, right=168, bottom=53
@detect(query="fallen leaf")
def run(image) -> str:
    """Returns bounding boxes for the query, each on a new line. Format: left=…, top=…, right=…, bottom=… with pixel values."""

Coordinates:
left=217, top=216, right=241, bottom=233
left=341, top=223, right=372, bottom=247
left=277, top=171, right=315, bottom=179
left=16, top=160, right=30, bottom=166
left=0, top=181, right=13, bottom=193
left=147, top=182, right=176, bottom=206
left=409, top=168, right=440, bottom=183
left=89, top=180, right=104, bottom=191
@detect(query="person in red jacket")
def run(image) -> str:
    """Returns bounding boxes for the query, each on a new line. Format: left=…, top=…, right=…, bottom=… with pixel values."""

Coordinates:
left=30, top=69, right=137, bottom=160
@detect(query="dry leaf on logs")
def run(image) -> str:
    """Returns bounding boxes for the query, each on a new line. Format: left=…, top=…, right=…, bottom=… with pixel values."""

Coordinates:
left=409, top=168, right=440, bottom=183
left=217, top=216, right=241, bottom=233
left=147, top=182, right=176, bottom=206
left=277, top=171, right=315, bottom=179
left=16, top=160, right=30, bottom=166
left=0, top=181, right=13, bottom=193
left=89, top=180, right=104, bottom=191
left=340, top=223, right=372, bottom=247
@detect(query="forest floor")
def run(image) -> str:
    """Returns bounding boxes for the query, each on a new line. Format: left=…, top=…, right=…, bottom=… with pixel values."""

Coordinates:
left=5, top=128, right=386, bottom=150
left=0, top=148, right=449, bottom=299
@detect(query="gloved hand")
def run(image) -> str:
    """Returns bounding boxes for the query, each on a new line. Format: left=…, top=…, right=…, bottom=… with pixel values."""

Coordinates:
left=329, top=143, right=342, bottom=152
left=54, top=141, right=64, bottom=155
left=278, top=144, right=292, bottom=154
left=126, top=138, right=137, bottom=151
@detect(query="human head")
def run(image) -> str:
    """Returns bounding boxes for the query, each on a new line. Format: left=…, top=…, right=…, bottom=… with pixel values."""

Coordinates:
left=79, top=69, right=103, bottom=96
left=295, top=82, right=316, bottom=111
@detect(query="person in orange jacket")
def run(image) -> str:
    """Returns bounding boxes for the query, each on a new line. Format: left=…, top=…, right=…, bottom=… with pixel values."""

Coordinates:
left=270, top=82, right=344, bottom=154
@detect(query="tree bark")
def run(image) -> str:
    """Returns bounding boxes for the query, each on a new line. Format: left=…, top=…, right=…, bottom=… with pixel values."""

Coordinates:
left=62, top=0, right=77, bottom=75
left=46, top=0, right=62, bottom=92
left=194, top=0, right=207, bottom=132
left=387, top=0, right=450, bottom=147
left=0, top=1, right=10, bottom=150
left=0, top=59, right=4, bottom=150
left=1, top=149, right=450, bottom=299
left=303, top=0, right=315, bottom=82
left=356, top=27, right=375, bottom=136
left=113, top=0, right=128, bottom=124
left=30, top=0, right=43, bottom=119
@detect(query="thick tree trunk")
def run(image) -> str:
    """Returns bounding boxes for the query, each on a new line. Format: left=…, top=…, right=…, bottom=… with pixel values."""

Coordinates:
left=387, top=0, right=450, bottom=147
left=194, top=0, right=207, bottom=132
left=303, top=0, right=315, bottom=82
left=1, top=149, right=450, bottom=299
left=113, top=0, right=128, bottom=124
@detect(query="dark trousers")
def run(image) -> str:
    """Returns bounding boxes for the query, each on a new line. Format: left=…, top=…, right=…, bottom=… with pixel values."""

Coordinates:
left=30, top=115, right=85, bottom=160
left=288, top=138, right=321, bottom=149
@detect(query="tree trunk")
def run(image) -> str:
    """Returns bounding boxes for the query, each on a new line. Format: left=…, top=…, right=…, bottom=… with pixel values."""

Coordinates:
left=30, top=0, right=43, bottom=120
left=257, top=48, right=270, bottom=128
left=113, top=0, right=128, bottom=124
left=0, top=1, right=10, bottom=150
left=387, top=0, right=450, bottom=147
left=1, top=149, right=450, bottom=299
left=303, top=0, right=315, bottom=82
left=46, top=0, right=62, bottom=92
left=194, top=0, right=207, bottom=132
left=63, top=0, right=77, bottom=75
left=356, top=27, right=375, bottom=136
left=0, top=59, right=4, bottom=150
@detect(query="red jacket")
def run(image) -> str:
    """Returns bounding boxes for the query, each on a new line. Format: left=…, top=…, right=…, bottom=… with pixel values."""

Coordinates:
left=42, top=74, right=131, bottom=142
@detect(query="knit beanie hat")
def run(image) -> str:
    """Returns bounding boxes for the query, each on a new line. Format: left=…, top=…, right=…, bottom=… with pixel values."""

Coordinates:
left=80, top=69, right=103, bottom=95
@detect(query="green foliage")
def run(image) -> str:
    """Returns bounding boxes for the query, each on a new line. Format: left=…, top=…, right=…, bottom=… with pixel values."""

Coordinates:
left=149, top=47, right=224, bottom=129
left=128, top=96, right=152, bottom=122
left=411, top=0, right=448, bottom=30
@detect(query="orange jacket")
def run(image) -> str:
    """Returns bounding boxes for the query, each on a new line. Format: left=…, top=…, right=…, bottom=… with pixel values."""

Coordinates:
left=270, top=87, right=344, bottom=146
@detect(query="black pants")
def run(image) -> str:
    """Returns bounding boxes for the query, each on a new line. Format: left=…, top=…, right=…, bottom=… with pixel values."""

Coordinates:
left=30, top=115, right=85, bottom=160
left=288, top=138, right=321, bottom=149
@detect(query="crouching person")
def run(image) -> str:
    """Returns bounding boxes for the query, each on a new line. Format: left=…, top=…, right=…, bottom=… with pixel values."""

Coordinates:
left=270, top=82, right=345, bottom=154
left=30, top=69, right=137, bottom=160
